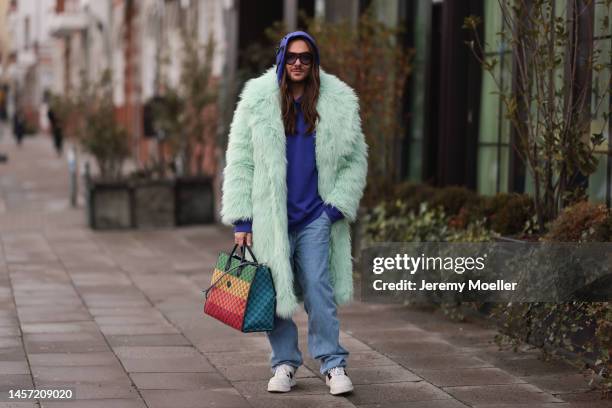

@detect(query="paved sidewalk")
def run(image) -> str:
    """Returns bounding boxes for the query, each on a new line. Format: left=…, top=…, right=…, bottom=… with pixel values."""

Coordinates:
left=0, top=134, right=607, bottom=407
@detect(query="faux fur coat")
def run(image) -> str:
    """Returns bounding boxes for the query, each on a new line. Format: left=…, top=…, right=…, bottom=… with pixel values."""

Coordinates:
left=220, top=65, right=368, bottom=319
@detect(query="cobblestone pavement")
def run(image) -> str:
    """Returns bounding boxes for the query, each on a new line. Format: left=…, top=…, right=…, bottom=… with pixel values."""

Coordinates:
left=0, top=133, right=608, bottom=407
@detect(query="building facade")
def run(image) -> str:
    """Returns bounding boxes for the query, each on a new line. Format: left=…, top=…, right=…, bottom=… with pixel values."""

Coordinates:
left=4, top=0, right=609, bottom=210
left=396, top=0, right=611, bottom=207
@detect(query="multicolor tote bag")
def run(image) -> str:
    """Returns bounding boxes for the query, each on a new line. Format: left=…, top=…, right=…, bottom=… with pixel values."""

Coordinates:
left=203, top=244, right=276, bottom=332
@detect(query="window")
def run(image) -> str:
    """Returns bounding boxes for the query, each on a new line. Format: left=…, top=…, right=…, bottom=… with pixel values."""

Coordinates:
left=477, top=0, right=512, bottom=195
left=405, top=0, right=432, bottom=182
left=587, top=0, right=611, bottom=205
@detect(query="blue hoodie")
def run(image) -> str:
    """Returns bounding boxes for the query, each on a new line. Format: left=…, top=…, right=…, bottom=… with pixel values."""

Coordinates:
left=233, top=31, right=344, bottom=234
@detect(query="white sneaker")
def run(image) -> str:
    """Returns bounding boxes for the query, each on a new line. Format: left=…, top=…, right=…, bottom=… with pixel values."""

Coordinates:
left=325, top=366, right=354, bottom=395
left=267, top=364, right=297, bottom=393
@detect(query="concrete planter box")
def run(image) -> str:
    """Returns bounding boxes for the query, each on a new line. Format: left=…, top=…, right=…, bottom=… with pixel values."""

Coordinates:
left=175, top=176, right=215, bottom=226
left=86, top=176, right=215, bottom=230
left=86, top=180, right=133, bottom=230
left=133, top=179, right=175, bottom=229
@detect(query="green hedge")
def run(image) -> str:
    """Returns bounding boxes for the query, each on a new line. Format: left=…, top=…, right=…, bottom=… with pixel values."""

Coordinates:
left=364, top=181, right=534, bottom=237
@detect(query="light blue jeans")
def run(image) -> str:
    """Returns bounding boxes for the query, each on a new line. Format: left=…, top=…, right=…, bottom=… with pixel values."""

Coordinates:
left=266, top=210, right=349, bottom=375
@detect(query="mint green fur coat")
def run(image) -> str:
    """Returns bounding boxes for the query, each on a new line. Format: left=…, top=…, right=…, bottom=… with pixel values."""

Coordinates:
left=220, top=65, right=368, bottom=319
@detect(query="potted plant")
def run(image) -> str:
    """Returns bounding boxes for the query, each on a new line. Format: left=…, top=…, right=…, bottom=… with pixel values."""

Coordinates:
left=152, top=27, right=218, bottom=225
left=73, top=70, right=133, bottom=229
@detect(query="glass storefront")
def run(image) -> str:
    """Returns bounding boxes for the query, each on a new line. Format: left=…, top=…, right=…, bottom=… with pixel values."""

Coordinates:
left=477, top=0, right=511, bottom=195
left=587, top=0, right=611, bottom=204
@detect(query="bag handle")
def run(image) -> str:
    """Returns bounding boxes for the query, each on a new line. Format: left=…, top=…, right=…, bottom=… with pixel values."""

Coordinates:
left=203, top=244, right=260, bottom=299
left=223, top=244, right=243, bottom=272
left=224, top=242, right=259, bottom=268
left=242, top=244, right=258, bottom=264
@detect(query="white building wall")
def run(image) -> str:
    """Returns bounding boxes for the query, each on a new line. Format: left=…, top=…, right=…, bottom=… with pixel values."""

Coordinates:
left=111, top=1, right=124, bottom=106
left=6, top=0, right=57, bottom=116
left=140, top=0, right=158, bottom=101
left=8, top=0, right=231, bottom=109
left=138, top=0, right=229, bottom=103
left=83, top=0, right=112, bottom=83
left=197, top=0, right=227, bottom=77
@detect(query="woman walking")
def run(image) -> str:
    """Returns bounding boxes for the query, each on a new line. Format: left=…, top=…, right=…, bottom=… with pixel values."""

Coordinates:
left=220, top=31, right=368, bottom=396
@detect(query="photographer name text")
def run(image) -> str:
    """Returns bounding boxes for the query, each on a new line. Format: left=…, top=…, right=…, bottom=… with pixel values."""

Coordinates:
left=372, top=279, right=517, bottom=292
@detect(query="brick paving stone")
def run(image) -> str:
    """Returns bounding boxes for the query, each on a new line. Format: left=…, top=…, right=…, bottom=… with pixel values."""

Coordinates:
left=88, top=307, right=162, bottom=317
left=347, top=381, right=453, bottom=405
left=560, top=390, right=611, bottom=405
left=140, top=389, right=248, bottom=408
left=395, top=354, right=495, bottom=371
left=356, top=401, right=471, bottom=408
left=0, top=361, right=29, bottom=374
left=33, top=383, right=140, bottom=400
left=520, top=373, right=594, bottom=395
left=112, top=346, right=217, bottom=374
left=0, top=337, right=22, bottom=348
left=0, top=317, right=18, bottom=327
left=443, top=384, right=564, bottom=406
left=129, top=372, right=232, bottom=390
left=112, top=345, right=203, bottom=359
left=248, top=395, right=357, bottom=408
left=23, top=332, right=108, bottom=354
left=83, top=300, right=152, bottom=309
left=470, top=404, right=571, bottom=408
left=28, top=352, right=118, bottom=366
left=98, top=324, right=179, bottom=336
left=344, top=365, right=422, bottom=385
left=31, top=365, right=131, bottom=384
left=0, top=327, right=20, bottom=336
left=417, top=367, right=526, bottom=387
left=40, top=400, right=147, bottom=408
left=106, top=334, right=191, bottom=347
left=371, top=338, right=461, bottom=357
left=567, top=402, right=612, bottom=408
left=0, top=374, right=34, bottom=391
left=20, top=322, right=99, bottom=335
left=117, top=356, right=216, bottom=373
left=193, top=337, right=272, bottom=353
left=70, top=272, right=133, bottom=287
left=477, top=344, right=542, bottom=359
left=13, top=297, right=83, bottom=307
left=18, top=309, right=91, bottom=324
left=0, top=347, right=27, bottom=361
left=480, top=356, right=580, bottom=377
left=205, top=350, right=273, bottom=367
left=338, top=333, right=376, bottom=352
left=93, top=315, right=169, bottom=325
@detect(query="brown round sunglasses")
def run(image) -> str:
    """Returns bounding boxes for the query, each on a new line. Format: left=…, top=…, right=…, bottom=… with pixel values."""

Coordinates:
left=285, top=52, right=313, bottom=65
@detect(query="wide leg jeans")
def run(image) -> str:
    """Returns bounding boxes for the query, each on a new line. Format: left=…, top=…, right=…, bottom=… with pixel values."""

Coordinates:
left=266, top=210, right=349, bottom=375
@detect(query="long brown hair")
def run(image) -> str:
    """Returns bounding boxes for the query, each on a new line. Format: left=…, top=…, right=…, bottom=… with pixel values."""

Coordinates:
left=280, top=40, right=320, bottom=135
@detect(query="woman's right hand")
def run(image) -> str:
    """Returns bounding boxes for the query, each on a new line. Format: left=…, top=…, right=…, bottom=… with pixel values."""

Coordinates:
left=234, top=232, right=252, bottom=247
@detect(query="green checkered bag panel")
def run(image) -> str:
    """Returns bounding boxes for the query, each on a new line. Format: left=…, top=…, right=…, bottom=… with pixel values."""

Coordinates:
left=242, top=265, right=276, bottom=332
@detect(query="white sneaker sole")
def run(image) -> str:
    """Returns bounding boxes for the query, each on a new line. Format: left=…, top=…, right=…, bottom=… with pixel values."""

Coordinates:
left=267, top=378, right=297, bottom=393
left=326, top=378, right=354, bottom=395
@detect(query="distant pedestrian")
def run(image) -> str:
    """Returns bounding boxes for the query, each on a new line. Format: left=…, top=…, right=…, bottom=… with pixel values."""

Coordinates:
left=47, top=105, right=64, bottom=156
left=12, top=108, right=25, bottom=147
left=221, top=31, right=368, bottom=396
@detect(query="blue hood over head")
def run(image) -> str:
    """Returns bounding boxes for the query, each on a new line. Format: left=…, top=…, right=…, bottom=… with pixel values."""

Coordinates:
left=275, top=31, right=320, bottom=85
